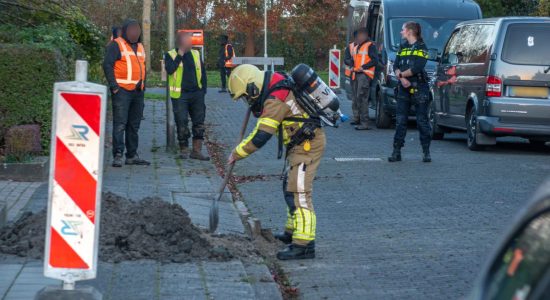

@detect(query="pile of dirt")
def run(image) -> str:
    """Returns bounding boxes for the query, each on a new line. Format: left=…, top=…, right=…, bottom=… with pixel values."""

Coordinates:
left=0, top=192, right=236, bottom=263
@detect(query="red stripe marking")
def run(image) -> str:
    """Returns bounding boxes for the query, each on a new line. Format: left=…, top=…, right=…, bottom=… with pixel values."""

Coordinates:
left=332, top=51, right=340, bottom=59
left=330, top=79, right=337, bottom=87
left=55, top=138, right=97, bottom=223
left=61, top=93, right=101, bottom=135
left=50, top=228, right=89, bottom=269
left=331, top=63, right=339, bottom=75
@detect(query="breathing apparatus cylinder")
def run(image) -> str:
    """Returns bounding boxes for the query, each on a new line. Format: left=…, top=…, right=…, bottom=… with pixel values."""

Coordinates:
left=291, top=64, right=349, bottom=127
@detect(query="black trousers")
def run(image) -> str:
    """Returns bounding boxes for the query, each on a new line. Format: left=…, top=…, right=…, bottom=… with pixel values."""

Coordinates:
left=220, top=66, right=232, bottom=89
left=172, top=91, right=206, bottom=147
left=393, top=83, right=432, bottom=149
left=112, top=89, right=144, bottom=158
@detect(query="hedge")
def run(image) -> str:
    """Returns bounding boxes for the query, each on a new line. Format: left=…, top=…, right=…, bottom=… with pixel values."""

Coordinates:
left=0, top=44, right=69, bottom=152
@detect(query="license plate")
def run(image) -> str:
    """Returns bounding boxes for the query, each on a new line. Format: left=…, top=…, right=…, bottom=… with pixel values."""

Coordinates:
left=508, top=86, right=549, bottom=98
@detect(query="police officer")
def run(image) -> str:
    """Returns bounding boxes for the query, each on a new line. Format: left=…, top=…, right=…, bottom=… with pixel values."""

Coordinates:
left=388, top=21, right=432, bottom=163
left=227, top=65, right=325, bottom=260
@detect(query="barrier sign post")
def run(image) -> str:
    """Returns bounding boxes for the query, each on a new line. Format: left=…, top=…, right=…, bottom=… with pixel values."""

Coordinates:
left=328, top=46, right=341, bottom=89
left=38, top=60, right=106, bottom=299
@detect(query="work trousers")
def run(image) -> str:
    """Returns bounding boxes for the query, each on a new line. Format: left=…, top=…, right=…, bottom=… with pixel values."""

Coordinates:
left=172, top=91, right=206, bottom=147
left=354, top=73, right=372, bottom=126
left=350, top=77, right=359, bottom=122
left=220, top=67, right=232, bottom=89
left=282, top=129, right=326, bottom=246
left=112, top=89, right=144, bottom=158
left=393, top=83, right=432, bottom=149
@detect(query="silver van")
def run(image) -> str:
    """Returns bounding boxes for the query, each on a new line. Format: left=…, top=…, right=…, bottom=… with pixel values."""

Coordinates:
left=431, top=17, right=550, bottom=150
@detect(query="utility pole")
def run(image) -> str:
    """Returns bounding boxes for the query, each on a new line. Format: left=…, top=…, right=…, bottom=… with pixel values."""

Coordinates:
left=142, top=0, right=152, bottom=72
left=263, top=0, right=268, bottom=71
left=166, top=0, right=176, bottom=149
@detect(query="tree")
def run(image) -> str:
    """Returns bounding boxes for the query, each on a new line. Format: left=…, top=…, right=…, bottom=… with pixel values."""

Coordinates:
left=143, top=0, right=152, bottom=72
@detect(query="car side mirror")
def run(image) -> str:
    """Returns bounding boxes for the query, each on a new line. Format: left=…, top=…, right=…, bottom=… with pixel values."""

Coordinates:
left=448, top=53, right=459, bottom=65
left=427, top=48, right=439, bottom=61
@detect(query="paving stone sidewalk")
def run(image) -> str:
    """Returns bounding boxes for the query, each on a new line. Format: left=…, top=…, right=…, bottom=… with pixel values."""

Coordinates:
left=0, top=96, right=282, bottom=300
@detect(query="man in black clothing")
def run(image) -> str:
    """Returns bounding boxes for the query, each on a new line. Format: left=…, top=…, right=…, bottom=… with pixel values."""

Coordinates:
left=218, top=35, right=234, bottom=93
left=164, top=32, right=210, bottom=160
left=103, top=19, right=150, bottom=167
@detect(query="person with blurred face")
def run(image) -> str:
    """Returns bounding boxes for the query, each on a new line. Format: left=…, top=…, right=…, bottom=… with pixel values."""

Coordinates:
left=103, top=19, right=150, bottom=167
left=164, top=32, right=209, bottom=160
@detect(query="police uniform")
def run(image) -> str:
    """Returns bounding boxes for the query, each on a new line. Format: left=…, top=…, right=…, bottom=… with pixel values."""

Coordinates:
left=392, top=40, right=431, bottom=156
left=232, top=72, right=325, bottom=250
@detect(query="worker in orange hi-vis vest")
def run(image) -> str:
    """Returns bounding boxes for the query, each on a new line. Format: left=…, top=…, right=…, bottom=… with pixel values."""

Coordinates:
left=352, top=28, right=379, bottom=131
left=103, top=19, right=150, bottom=168
left=344, top=30, right=359, bottom=125
left=218, top=34, right=236, bottom=93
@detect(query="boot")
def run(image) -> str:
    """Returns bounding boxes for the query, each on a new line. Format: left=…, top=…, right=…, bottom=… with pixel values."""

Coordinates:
left=274, top=231, right=293, bottom=244
left=388, top=144, right=402, bottom=162
left=179, top=145, right=189, bottom=159
left=277, top=241, right=315, bottom=260
left=422, top=145, right=432, bottom=163
left=190, top=139, right=210, bottom=161
left=112, top=153, right=123, bottom=168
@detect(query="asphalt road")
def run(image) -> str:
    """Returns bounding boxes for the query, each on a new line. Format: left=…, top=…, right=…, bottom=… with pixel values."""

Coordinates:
left=206, top=88, right=550, bottom=300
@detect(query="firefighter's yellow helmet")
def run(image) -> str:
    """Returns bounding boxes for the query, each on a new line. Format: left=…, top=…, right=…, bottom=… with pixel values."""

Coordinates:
left=228, top=64, right=265, bottom=104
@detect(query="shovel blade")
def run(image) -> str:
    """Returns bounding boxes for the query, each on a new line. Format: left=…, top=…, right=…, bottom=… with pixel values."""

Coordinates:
left=209, top=200, right=219, bottom=233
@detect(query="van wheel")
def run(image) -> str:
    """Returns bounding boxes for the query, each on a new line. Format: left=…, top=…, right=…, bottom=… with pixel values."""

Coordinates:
left=429, top=103, right=444, bottom=140
left=466, top=107, right=484, bottom=151
left=375, top=93, right=392, bottom=129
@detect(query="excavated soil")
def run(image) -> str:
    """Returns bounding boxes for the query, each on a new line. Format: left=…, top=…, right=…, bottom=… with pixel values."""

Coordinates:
left=0, top=192, right=262, bottom=263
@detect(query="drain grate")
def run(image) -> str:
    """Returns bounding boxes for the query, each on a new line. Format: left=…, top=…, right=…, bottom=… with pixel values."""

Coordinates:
left=334, top=157, right=383, bottom=162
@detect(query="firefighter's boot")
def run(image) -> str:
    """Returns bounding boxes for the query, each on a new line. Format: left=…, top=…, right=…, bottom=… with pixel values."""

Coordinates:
left=276, top=241, right=315, bottom=260
left=388, top=144, right=402, bottom=162
left=190, top=139, right=210, bottom=161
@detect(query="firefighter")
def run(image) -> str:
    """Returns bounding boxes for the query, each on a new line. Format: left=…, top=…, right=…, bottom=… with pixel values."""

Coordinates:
left=164, top=31, right=210, bottom=160
left=353, top=28, right=378, bottom=130
left=103, top=19, right=150, bottom=167
left=218, top=35, right=236, bottom=93
left=344, top=30, right=359, bottom=125
left=388, top=21, right=432, bottom=163
left=227, top=65, right=325, bottom=260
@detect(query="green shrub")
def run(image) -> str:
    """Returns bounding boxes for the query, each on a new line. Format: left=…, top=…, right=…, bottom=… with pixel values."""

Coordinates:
left=0, top=44, right=68, bottom=153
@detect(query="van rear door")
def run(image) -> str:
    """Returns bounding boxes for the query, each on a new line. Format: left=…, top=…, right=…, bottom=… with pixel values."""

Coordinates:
left=490, top=22, right=550, bottom=126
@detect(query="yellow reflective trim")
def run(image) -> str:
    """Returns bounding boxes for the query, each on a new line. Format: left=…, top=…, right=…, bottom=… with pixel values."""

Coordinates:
left=234, top=121, right=262, bottom=158
left=235, top=145, right=248, bottom=158
left=258, top=117, right=280, bottom=129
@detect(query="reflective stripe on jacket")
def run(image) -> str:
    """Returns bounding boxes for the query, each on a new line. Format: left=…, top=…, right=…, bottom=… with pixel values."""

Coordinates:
left=114, top=37, right=146, bottom=90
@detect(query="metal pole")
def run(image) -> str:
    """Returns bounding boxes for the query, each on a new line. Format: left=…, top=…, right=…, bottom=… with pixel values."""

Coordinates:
left=263, top=0, right=268, bottom=71
left=75, top=60, right=88, bottom=82
left=166, top=0, right=176, bottom=150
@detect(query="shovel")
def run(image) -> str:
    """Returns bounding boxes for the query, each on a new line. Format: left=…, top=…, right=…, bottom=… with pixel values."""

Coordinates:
left=209, top=108, right=252, bottom=233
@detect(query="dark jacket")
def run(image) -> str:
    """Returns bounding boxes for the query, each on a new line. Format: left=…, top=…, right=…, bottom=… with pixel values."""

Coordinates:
left=164, top=49, right=207, bottom=98
left=103, top=19, right=145, bottom=92
left=394, top=40, right=428, bottom=83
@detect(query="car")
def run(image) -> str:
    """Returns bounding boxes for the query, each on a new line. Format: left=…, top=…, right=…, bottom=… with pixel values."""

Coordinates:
left=469, top=179, right=550, bottom=300
left=431, top=17, right=550, bottom=150
left=344, top=0, right=482, bottom=128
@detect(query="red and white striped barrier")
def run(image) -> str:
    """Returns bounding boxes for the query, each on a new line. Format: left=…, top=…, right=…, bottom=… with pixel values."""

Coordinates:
left=328, top=47, right=341, bottom=89
left=44, top=61, right=107, bottom=287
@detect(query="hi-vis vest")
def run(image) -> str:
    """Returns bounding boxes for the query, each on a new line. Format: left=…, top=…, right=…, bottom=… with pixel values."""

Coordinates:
left=354, top=41, right=375, bottom=79
left=224, top=44, right=236, bottom=68
left=168, top=49, right=202, bottom=99
left=114, top=37, right=146, bottom=91
left=345, top=42, right=357, bottom=78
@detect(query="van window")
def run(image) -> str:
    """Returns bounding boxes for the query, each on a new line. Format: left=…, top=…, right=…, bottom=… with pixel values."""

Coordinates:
left=459, top=24, right=494, bottom=64
left=389, top=18, right=465, bottom=51
left=502, top=23, right=550, bottom=66
left=442, top=29, right=462, bottom=64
